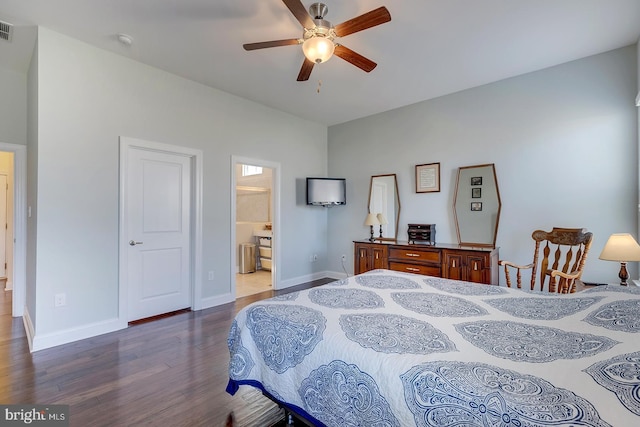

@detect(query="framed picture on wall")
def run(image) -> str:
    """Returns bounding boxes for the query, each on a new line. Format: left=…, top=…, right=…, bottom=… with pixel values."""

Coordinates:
left=471, top=177, right=482, bottom=186
left=416, top=162, right=441, bottom=193
left=471, top=202, right=483, bottom=211
left=472, top=188, right=481, bottom=198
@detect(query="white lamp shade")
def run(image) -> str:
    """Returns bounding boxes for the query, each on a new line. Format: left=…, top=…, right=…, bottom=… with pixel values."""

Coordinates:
left=364, top=213, right=380, bottom=226
left=599, top=233, right=640, bottom=262
left=302, top=37, right=335, bottom=64
left=376, top=213, right=388, bottom=225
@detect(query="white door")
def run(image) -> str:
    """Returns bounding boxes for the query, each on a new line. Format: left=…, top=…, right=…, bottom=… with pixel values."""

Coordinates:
left=126, top=147, right=192, bottom=321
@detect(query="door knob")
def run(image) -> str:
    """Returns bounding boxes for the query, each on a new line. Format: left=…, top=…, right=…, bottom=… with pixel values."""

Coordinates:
left=129, top=240, right=143, bottom=246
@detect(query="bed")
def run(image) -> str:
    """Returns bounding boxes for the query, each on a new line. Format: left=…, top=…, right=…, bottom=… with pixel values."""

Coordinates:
left=226, top=269, right=640, bottom=426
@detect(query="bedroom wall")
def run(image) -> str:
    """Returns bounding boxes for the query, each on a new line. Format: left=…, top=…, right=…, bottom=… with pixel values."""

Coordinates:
left=327, top=45, right=638, bottom=284
left=29, top=27, right=328, bottom=345
left=0, top=67, right=26, bottom=145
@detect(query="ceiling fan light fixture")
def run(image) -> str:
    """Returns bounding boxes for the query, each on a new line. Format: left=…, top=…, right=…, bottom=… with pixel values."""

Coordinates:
left=302, top=36, right=335, bottom=64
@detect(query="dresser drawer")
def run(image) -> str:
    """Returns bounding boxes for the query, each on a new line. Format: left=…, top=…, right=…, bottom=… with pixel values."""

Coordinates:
left=389, top=247, right=440, bottom=263
left=389, top=262, right=441, bottom=276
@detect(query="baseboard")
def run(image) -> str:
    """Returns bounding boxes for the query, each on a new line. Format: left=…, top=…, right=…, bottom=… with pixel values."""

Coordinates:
left=30, top=317, right=127, bottom=352
left=278, top=271, right=341, bottom=289
left=199, top=293, right=235, bottom=311
left=326, top=270, right=349, bottom=280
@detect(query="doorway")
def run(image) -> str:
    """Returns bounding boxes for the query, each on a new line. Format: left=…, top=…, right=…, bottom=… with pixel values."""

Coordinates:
left=231, top=156, right=280, bottom=298
left=0, top=143, right=25, bottom=319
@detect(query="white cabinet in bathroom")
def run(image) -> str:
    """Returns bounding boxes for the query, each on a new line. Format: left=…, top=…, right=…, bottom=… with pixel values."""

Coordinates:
left=254, top=230, right=273, bottom=271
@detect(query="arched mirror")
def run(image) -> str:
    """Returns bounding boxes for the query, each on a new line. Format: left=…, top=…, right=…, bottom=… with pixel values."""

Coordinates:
left=453, top=164, right=501, bottom=247
left=368, top=174, right=401, bottom=241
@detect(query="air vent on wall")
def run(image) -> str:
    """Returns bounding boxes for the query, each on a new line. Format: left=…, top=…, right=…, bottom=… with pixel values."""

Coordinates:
left=0, top=21, right=13, bottom=42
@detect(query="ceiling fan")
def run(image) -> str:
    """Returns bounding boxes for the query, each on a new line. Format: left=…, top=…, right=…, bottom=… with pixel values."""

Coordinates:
left=243, top=0, right=391, bottom=81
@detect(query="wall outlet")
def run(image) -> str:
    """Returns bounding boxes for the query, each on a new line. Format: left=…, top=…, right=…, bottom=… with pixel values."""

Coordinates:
left=208, top=271, right=215, bottom=281
left=54, top=293, right=66, bottom=307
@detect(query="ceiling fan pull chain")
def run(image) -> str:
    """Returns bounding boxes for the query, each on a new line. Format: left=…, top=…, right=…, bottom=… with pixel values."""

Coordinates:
left=317, top=79, right=322, bottom=94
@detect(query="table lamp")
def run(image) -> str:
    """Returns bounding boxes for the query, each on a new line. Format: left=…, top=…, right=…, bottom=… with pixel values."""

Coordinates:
left=598, top=233, right=640, bottom=285
left=364, top=213, right=380, bottom=242
left=376, top=213, right=388, bottom=238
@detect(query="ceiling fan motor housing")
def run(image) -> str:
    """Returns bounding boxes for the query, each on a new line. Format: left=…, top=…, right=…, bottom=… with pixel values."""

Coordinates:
left=309, top=3, right=329, bottom=20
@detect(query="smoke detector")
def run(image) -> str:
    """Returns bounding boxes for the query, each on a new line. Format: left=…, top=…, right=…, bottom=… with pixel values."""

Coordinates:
left=117, top=33, right=133, bottom=46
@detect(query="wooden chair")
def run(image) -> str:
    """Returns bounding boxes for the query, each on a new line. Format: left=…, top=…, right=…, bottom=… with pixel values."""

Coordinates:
left=499, top=227, right=593, bottom=294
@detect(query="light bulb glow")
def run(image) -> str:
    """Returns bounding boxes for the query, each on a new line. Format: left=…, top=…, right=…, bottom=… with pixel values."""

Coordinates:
left=302, top=37, right=335, bottom=64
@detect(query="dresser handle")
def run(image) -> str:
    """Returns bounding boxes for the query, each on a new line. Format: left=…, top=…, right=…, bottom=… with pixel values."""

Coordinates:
left=473, top=262, right=478, bottom=271
left=406, top=253, right=419, bottom=257
left=406, top=267, right=420, bottom=272
left=375, top=253, right=379, bottom=259
left=452, top=260, right=456, bottom=268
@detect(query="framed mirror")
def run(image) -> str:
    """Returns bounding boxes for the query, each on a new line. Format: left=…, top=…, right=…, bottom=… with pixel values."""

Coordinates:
left=368, top=174, right=401, bottom=241
left=453, top=164, right=501, bottom=247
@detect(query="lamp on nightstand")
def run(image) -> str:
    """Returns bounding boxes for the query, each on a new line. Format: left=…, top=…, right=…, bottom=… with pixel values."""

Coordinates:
left=364, top=213, right=380, bottom=242
left=598, top=233, right=640, bottom=286
left=376, top=213, right=388, bottom=238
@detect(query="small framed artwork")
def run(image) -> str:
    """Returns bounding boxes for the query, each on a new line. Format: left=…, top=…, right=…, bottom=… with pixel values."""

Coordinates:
left=471, top=176, right=482, bottom=186
left=416, top=162, right=441, bottom=193
left=472, top=188, right=481, bottom=198
left=471, top=202, right=483, bottom=211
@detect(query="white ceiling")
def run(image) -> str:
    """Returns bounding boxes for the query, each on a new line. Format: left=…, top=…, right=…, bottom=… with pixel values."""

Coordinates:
left=0, top=0, right=639, bottom=126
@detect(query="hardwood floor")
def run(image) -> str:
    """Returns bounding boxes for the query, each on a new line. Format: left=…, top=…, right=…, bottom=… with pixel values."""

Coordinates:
left=0, top=278, right=336, bottom=426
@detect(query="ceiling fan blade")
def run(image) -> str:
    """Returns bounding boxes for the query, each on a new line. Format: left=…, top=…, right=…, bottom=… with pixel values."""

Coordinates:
left=334, top=45, right=377, bottom=72
left=243, top=39, right=301, bottom=51
left=334, top=6, right=391, bottom=37
left=297, top=58, right=315, bottom=81
left=282, top=0, right=315, bottom=29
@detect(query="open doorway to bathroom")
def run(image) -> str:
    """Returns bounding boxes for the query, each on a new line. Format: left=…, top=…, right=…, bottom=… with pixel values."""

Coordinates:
left=234, top=161, right=275, bottom=298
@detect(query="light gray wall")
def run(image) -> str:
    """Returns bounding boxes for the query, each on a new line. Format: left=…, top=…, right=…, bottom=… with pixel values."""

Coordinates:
left=26, top=40, right=38, bottom=324
left=328, top=45, right=638, bottom=284
left=0, top=67, right=27, bottom=146
left=31, top=27, right=328, bottom=337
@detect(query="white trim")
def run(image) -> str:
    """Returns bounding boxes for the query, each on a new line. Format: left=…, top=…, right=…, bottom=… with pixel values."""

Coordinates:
left=119, top=137, right=203, bottom=323
left=200, top=293, right=235, bottom=310
left=278, top=271, right=339, bottom=289
left=30, top=317, right=124, bottom=352
left=0, top=142, right=26, bottom=318
left=22, top=305, right=35, bottom=352
left=231, top=156, right=281, bottom=294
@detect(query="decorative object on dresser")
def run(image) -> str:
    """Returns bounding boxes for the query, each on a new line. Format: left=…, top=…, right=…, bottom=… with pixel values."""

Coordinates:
left=453, top=163, right=501, bottom=248
left=598, top=233, right=640, bottom=286
left=499, top=227, right=592, bottom=293
left=407, top=224, right=435, bottom=244
left=415, top=162, right=440, bottom=193
left=354, top=240, right=499, bottom=285
left=376, top=213, right=388, bottom=238
left=368, top=174, right=400, bottom=241
left=363, top=213, right=380, bottom=242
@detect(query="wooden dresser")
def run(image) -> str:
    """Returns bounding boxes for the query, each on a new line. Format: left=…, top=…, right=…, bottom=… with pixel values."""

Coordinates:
left=354, top=240, right=499, bottom=285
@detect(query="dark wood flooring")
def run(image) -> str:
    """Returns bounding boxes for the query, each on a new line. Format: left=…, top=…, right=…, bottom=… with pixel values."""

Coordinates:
left=0, top=278, right=335, bottom=426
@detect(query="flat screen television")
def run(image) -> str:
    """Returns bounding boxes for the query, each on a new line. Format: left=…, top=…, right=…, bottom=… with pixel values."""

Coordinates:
left=306, top=177, right=346, bottom=206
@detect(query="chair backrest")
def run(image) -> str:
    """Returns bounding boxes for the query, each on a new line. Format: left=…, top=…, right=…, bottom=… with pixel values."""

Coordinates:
left=530, top=227, right=593, bottom=293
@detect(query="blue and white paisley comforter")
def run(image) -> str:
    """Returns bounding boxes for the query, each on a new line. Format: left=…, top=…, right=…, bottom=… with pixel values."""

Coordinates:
left=226, top=269, right=640, bottom=426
